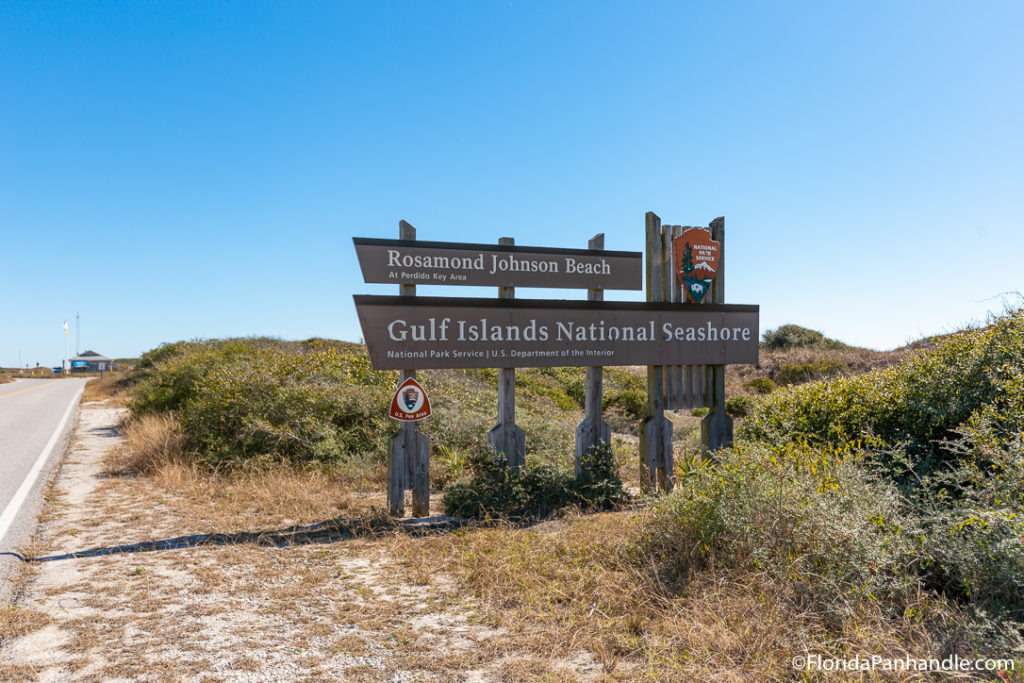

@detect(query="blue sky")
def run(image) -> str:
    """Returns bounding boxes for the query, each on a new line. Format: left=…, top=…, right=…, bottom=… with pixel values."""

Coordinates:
left=2, top=1, right=1021, bottom=367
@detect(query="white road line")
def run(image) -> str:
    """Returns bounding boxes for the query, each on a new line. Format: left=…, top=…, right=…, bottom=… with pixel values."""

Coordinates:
left=0, top=384, right=84, bottom=544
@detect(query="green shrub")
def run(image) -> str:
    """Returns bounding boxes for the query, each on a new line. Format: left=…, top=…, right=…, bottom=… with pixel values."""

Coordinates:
left=640, top=310, right=1024, bottom=654
left=743, top=309, right=1024, bottom=476
left=604, top=388, right=648, bottom=420
left=724, top=395, right=753, bottom=418
left=761, top=324, right=848, bottom=350
left=126, top=337, right=588, bottom=471
left=641, top=442, right=917, bottom=610
left=179, top=346, right=394, bottom=466
left=908, top=420, right=1024, bottom=621
left=692, top=407, right=709, bottom=418
left=743, top=377, right=776, bottom=394
left=442, top=442, right=627, bottom=520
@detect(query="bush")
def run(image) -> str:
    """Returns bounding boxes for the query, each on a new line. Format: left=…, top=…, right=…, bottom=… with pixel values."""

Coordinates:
left=180, top=346, right=393, bottom=466
left=125, top=337, right=588, bottom=472
left=442, top=442, right=627, bottom=520
left=909, top=421, right=1024, bottom=621
left=743, top=377, right=776, bottom=394
left=604, top=388, right=648, bottom=420
left=724, top=395, right=753, bottom=418
left=646, top=309, right=1024, bottom=652
left=742, top=309, right=1024, bottom=476
left=761, top=324, right=848, bottom=350
left=642, top=442, right=916, bottom=610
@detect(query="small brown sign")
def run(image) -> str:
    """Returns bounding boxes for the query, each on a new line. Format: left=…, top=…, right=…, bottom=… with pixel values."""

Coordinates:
left=353, top=238, right=642, bottom=290
left=674, top=228, right=721, bottom=303
left=389, top=377, right=432, bottom=421
left=355, top=296, right=759, bottom=370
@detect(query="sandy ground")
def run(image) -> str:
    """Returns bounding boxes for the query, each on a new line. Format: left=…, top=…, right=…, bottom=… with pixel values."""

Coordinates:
left=0, top=400, right=602, bottom=682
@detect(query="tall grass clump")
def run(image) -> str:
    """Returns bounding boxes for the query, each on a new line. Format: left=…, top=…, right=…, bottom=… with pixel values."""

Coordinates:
left=115, top=413, right=193, bottom=474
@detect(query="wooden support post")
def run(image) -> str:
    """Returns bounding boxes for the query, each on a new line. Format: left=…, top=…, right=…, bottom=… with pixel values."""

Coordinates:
left=487, top=237, right=526, bottom=469
left=574, top=233, right=611, bottom=476
left=639, top=212, right=674, bottom=493
left=387, top=220, right=431, bottom=517
left=701, top=216, right=734, bottom=454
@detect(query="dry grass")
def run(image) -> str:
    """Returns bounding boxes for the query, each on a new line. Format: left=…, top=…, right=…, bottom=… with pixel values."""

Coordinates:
left=110, top=412, right=192, bottom=474
left=385, top=512, right=961, bottom=682
left=141, top=461, right=369, bottom=531
left=80, top=372, right=128, bottom=404
left=724, top=345, right=911, bottom=400
left=0, top=605, right=52, bottom=640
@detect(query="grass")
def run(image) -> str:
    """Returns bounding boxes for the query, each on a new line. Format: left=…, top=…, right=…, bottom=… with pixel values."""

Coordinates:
left=385, top=511, right=957, bottom=681
left=80, top=372, right=129, bottom=404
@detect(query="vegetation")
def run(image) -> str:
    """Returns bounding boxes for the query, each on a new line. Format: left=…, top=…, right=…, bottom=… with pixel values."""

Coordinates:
left=123, top=337, right=640, bottom=484
left=761, top=323, right=849, bottom=350
left=773, top=358, right=848, bottom=385
left=442, top=442, right=627, bottom=520
left=649, top=308, right=1024, bottom=655
left=742, top=376, right=776, bottom=394
left=105, top=312, right=1024, bottom=672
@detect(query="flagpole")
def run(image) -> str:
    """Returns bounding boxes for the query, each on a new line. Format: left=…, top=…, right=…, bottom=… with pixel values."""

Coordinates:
left=64, top=321, right=69, bottom=376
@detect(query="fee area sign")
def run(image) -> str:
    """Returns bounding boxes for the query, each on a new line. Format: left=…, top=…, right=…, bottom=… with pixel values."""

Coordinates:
left=354, top=295, right=759, bottom=370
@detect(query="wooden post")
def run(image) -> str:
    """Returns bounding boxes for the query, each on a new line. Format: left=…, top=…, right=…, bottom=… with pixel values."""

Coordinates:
left=639, top=212, right=673, bottom=492
left=574, top=233, right=611, bottom=476
left=701, top=216, right=733, bottom=453
left=487, top=237, right=526, bottom=469
left=387, top=220, right=431, bottom=517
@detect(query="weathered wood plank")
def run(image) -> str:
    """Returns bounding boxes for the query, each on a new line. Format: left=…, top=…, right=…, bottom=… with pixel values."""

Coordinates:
left=488, top=236, right=526, bottom=470
left=640, top=212, right=673, bottom=492
left=700, top=216, right=733, bottom=454
left=388, top=220, right=431, bottom=517
left=575, top=233, right=611, bottom=476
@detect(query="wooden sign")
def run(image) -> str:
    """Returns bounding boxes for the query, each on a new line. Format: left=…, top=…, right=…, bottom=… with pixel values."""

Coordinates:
left=389, top=377, right=432, bottom=422
left=674, top=227, right=721, bottom=303
left=353, top=238, right=642, bottom=290
left=355, top=295, right=759, bottom=370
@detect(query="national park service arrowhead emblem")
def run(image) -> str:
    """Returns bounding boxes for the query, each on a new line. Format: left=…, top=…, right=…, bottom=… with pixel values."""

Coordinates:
left=674, top=227, right=721, bottom=303
left=389, top=377, right=432, bottom=422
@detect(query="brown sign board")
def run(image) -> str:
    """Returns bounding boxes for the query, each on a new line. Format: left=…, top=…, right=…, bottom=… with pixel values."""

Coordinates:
left=354, top=296, right=759, bottom=370
left=353, top=238, right=642, bottom=290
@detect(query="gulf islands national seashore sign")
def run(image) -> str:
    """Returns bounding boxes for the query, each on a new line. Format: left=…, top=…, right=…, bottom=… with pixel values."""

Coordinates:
left=354, top=296, right=759, bottom=370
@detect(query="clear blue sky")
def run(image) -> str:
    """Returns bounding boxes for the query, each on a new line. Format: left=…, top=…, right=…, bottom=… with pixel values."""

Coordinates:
left=2, top=1, right=1021, bottom=368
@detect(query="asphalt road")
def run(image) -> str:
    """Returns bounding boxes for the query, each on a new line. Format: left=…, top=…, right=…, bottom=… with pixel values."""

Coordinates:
left=0, top=378, right=85, bottom=602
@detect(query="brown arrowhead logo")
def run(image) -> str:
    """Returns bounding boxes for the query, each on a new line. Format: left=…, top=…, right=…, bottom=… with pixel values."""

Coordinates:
left=673, top=227, right=720, bottom=303
left=389, top=377, right=432, bottom=422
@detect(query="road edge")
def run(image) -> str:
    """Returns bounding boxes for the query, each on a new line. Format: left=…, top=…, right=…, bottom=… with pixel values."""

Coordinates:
left=0, top=381, right=86, bottom=605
